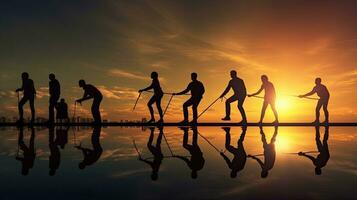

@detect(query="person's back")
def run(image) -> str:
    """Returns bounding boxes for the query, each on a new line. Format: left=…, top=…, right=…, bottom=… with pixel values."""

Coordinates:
left=263, top=143, right=276, bottom=170
left=49, top=79, right=60, bottom=97
left=314, top=84, right=330, bottom=99
left=84, top=84, right=102, bottom=99
left=230, top=77, right=247, bottom=96
left=23, top=79, right=36, bottom=96
left=263, top=81, right=276, bottom=101
left=152, top=79, right=163, bottom=96
left=189, top=80, right=205, bottom=98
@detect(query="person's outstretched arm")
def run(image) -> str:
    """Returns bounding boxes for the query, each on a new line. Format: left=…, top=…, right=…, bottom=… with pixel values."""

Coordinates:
left=248, top=85, right=263, bottom=97
left=299, top=87, right=316, bottom=98
left=15, top=81, right=24, bottom=92
left=298, top=153, right=316, bottom=163
left=220, top=83, right=231, bottom=98
left=248, top=155, right=264, bottom=168
left=175, top=84, right=190, bottom=95
left=220, top=152, right=232, bottom=167
left=77, top=90, right=92, bottom=103
left=139, top=81, right=154, bottom=92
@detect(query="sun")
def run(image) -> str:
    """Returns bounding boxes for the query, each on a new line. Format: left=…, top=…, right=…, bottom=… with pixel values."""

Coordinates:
left=276, top=96, right=292, bottom=111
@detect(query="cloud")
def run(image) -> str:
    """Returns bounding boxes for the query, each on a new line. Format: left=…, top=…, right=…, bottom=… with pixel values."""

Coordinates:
left=98, top=86, right=138, bottom=100
left=108, top=69, right=149, bottom=80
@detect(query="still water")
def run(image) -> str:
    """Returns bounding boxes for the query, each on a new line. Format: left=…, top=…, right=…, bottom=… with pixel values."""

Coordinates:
left=0, top=126, right=356, bottom=200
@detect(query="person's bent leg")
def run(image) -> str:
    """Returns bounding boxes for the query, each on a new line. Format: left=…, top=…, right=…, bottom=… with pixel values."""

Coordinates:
left=322, top=99, right=329, bottom=123
left=29, top=96, right=35, bottom=122
left=192, top=98, right=201, bottom=123
left=156, top=95, right=163, bottom=121
left=270, top=101, right=279, bottom=123
left=238, top=96, right=247, bottom=123
left=224, top=96, right=236, bottom=119
left=18, top=97, right=27, bottom=121
left=315, top=100, right=323, bottom=123
left=259, top=101, right=269, bottom=123
left=182, top=98, right=193, bottom=122
left=147, top=96, right=156, bottom=122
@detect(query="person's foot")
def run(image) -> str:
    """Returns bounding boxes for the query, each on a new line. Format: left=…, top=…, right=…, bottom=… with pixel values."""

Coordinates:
left=272, top=120, right=279, bottom=125
left=221, top=116, right=231, bottom=121
left=179, top=120, right=189, bottom=125
left=321, top=120, right=329, bottom=124
left=312, top=120, right=320, bottom=125
left=189, top=120, right=198, bottom=125
left=221, top=127, right=230, bottom=132
left=179, top=126, right=189, bottom=131
left=157, top=119, right=164, bottom=124
left=147, top=118, right=155, bottom=123
left=258, top=121, right=263, bottom=126
left=15, top=119, right=24, bottom=124
left=238, top=120, right=247, bottom=125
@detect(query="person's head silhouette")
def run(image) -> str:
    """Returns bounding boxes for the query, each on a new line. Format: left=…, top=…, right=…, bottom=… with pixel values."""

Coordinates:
left=191, top=170, right=198, bottom=179
left=79, top=162, right=86, bottom=170
left=49, top=73, right=55, bottom=81
left=79, top=80, right=86, bottom=88
left=315, top=78, right=322, bottom=85
left=230, top=70, right=237, bottom=78
left=49, top=169, right=56, bottom=176
left=151, top=71, right=158, bottom=80
left=22, top=167, right=29, bottom=176
left=151, top=171, right=158, bottom=181
left=315, top=167, right=322, bottom=175
left=261, top=170, right=268, bottom=178
left=191, top=73, right=198, bottom=81
left=261, top=75, right=268, bottom=84
left=231, top=170, right=238, bottom=178
left=21, top=72, right=29, bottom=80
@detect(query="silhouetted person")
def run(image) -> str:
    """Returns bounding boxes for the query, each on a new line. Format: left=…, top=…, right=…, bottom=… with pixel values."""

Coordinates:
left=220, top=70, right=247, bottom=124
left=248, top=75, right=278, bottom=124
left=220, top=126, right=247, bottom=178
left=173, top=73, right=205, bottom=124
left=248, top=126, right=278, bottom=178
left=16, top=127, right=36, bottom=176
left=48, top=73, right=61, bottom=124
left=76, top=80, right=103, bottom=124
left=139, top=126, right=164, bottom=181
left=299, top=78, right=330, bottom=124
left=49, top=127, right=60, bottom=176
left=298, top=126, right=330, bottom=175
left=139, top=72, right=164, bottom=123
left=15, top=72, right=36, bottom=123
left=76, top=126, right=102, bottom=170
left=174, top=126, right=205, bottom=179
left=55, top=99, right=69, bottom=123
left=55, top=126, right=69, bottom=149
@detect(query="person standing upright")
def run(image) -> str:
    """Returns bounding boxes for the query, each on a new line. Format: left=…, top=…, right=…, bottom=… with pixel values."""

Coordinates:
left=16, top=72, right=36, bottom=124
left=48, top=73, right=60, bottom=124
left=248, top=75, right=279, bottom=124
left=220, top=70, right=247, bottom=124
left=173, top=73, right=205, bottom=124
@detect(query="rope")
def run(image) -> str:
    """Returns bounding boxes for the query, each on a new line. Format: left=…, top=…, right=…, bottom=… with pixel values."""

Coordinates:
left=163, top=133, right=174, bottom=156
left=133, top=140, right=142, bottom=158
left=132, top=92, right=142, bottom=111
left=196, top=131, right=222, bottom=153
left=197, top=97, right=221, bottom=119
left=143, top=90, right=189, bottom=95
left=163, top=94, right=174, bottom=117
left=250, top=95, right=264, bottom=99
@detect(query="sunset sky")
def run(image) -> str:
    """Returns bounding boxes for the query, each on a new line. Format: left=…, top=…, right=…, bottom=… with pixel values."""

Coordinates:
left=1, top=0, right=357, bottom=122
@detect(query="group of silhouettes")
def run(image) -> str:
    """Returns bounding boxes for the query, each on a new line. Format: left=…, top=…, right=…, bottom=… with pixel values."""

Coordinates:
left=15, top=70, right=330, bottom=125
left=14, top=125, right=329, bottom=179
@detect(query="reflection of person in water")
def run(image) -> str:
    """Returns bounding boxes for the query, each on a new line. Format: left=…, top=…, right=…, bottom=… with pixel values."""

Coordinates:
left=139, top=126, right=164, bottom=181
left=55, top=126, right=69, bottom=149
left=76, top=126, right=102, bottom=170
left=174, top=126, right=205, bottom=179
left=49, top=127, right=60, bottom=176
left=220, top=126, right=247, bottom=178
left=298, top=126, right=330, bottom=175
left=16, top=127, right=36, bottom=176
left=248, top=126, right=278, bottom=178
